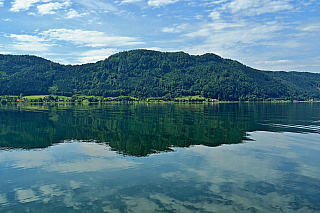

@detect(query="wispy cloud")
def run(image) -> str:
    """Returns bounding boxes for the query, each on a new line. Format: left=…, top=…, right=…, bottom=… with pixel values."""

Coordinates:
left=119, top=0, right=143, bottom=5
left=7, top=0, right=120, bottom=20
left=171, top=20, right=288, bottom=65
left=253, top=56, right=320, bottom=72
left=162, top=24, right=188, bottom=33
left=9, top=34, right=53, bottom=52
left=10, top=0, right=72, bottom=14
left=37, top=1, right=71, bottom=15
left=40, top=29, right=145, bottom=47
left=148, top=0, right=181, bottom=7
left=6, top=28, right=145, bottom=64
left=10, top=0, right=42, bottom=12
left=77, top=48, right=119, bottom=64
left=299, top=23, right=320, bottom=32
left=204, top=0, right=295, bottom=23
left=183, top=20, right=284, bottom=44
left=257, top=59, right=290, bottom=65
left=65, top=9, right=84, bottom=19
left=209, top=11, right=221, bottom=20
left=2, top=0, right=320, bottom=71
left=218, top=0, right=294, bottom=16
left=73, top=0, right=118, bottom=12
left=157, top=0, right=314, bottom=71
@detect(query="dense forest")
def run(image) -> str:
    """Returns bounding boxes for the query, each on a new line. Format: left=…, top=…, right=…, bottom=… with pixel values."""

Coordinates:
left=1, top=49, right=320, bottom=101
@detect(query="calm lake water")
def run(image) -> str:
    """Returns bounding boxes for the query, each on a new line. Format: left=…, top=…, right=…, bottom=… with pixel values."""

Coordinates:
left=0, top=102, right=319, bottom=212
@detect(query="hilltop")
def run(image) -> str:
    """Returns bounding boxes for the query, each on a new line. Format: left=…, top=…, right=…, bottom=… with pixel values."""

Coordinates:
left=1, top=49, right=320, bottom=101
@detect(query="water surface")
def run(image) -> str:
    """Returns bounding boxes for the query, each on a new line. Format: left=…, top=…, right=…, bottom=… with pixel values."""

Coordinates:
left=0, top=103, right=319, bottom=212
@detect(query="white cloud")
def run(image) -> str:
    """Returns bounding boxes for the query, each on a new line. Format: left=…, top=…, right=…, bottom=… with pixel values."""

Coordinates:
left=119, top=0, right=143, bottom=4
left=253, top=56, right=320, bottom=72
left=9, top=34, right=52, bottom=52
left=209, top=11, right=221, bottom=20
left=257, top=60, right=290, bottom=65
left=77, top=48, right=118, bottom=64
left=28, top=12, right=37, bottom=15
left=65, top=9, right=83, bottom=19
left=299, top=23, right=320, bottom=32
left=0, top=0, right=4, bottom=7
left=184, top=21, right=247, bottom=38
left=11, top=42, right=50, bottom=52
left=73, top=0, right=118, bottom=12
left=10, top=0, right=43, bottom=12
left=37, top=1, right=71, bottom=15
left=10, top=34, right=45, bottom=43
left=41, top=29, right=145, bottom=47
left=9, top=0, right=118, bottom=15
left=220, top=0, right=294, bottom=16
left=194, top=15, right=204, bottom=20
left=180, top=20, right=285, bottom=62
left=148, top=0, right=180, bottom=7
left=162, top=24, right=188, bottom=33
left=212, top=0, right=229, bottom=4
left=10, top=0, right=71, bottom=13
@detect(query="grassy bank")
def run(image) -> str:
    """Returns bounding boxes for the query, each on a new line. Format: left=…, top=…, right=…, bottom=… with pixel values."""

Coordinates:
left=1, top=94, right=318, bottom=104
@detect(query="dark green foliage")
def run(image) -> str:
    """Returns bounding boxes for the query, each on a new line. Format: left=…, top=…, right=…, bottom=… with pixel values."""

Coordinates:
left=1, top=102, right=319, bottom=156
left=1, top=49, right=320, bottom=100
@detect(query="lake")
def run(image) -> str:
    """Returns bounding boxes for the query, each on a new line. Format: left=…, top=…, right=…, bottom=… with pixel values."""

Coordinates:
left=0, top=102, right=319, bottom=212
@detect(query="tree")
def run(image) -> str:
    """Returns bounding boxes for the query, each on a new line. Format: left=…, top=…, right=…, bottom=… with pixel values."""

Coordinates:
left=48, top=85, right=58, bottom=95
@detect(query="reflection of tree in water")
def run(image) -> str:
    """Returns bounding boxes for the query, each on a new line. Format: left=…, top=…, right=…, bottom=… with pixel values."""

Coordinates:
left=0, top=103, right=319, bottom=156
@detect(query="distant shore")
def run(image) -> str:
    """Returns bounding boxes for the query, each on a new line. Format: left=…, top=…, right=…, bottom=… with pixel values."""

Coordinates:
left=1, top=94, right=318, bottom=104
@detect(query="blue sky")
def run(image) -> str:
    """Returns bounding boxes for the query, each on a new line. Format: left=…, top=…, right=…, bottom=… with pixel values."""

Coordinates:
left=0, top=0, right=319, bottom=72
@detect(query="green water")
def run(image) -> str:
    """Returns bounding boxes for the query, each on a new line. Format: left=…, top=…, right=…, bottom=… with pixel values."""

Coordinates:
left=0, top=102, right=319, bottom=212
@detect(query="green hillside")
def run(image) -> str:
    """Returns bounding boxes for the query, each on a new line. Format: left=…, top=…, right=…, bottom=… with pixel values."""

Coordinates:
left=1, top=49, right=320, bottom=101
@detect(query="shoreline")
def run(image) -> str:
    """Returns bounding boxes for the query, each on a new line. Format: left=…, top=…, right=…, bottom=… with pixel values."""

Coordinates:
left=1, top=94, right=319, bottom=104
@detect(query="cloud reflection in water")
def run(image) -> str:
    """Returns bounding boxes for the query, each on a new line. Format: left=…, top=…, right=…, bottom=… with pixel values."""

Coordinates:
left=0, top=132, right=319, bottom=212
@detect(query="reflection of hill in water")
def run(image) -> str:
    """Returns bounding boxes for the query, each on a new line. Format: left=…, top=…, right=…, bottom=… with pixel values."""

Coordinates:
left=0, top=103, right=319, bottom=156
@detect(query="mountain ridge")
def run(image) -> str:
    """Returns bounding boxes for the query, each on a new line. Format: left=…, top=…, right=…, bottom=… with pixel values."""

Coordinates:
left=1, top=49, right=320, bottom=101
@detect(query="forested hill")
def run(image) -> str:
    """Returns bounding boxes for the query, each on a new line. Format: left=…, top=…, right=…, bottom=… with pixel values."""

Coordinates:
left=1, top=49, right=320, bottom=101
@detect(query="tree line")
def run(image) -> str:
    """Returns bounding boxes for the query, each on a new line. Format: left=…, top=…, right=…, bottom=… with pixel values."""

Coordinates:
left=1, top=49, right=320, bottom=101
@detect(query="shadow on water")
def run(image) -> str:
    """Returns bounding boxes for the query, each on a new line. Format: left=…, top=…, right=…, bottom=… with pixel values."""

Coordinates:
left=1, top=102, right=320, bottom=156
